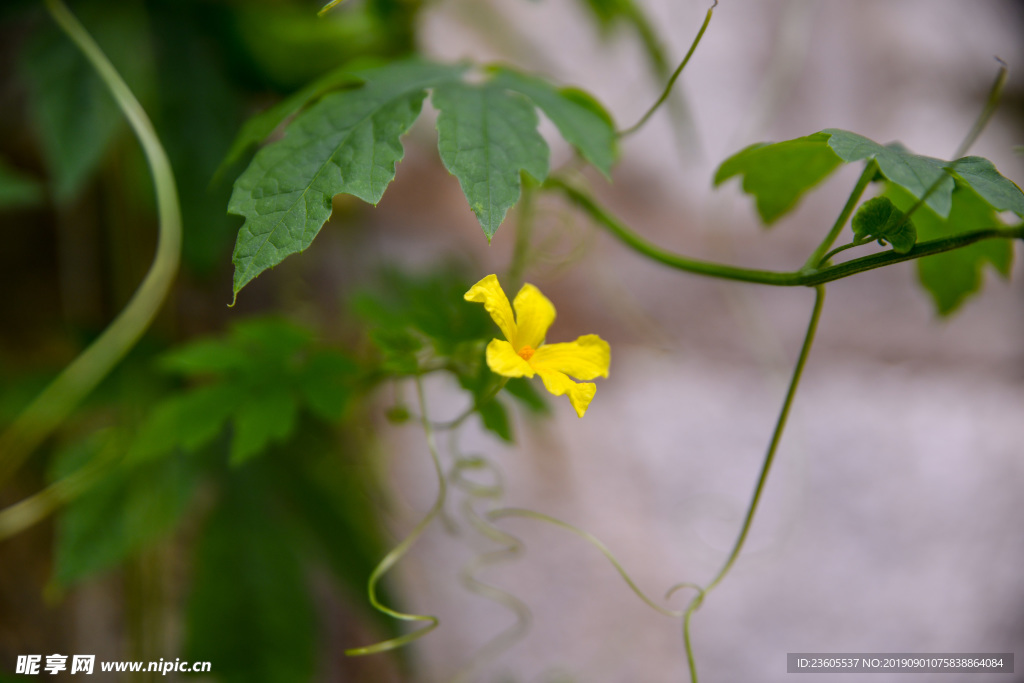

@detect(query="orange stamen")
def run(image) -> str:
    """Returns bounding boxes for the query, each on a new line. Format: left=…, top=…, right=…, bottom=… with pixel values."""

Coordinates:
left=517, top=345, right=535, bottom=361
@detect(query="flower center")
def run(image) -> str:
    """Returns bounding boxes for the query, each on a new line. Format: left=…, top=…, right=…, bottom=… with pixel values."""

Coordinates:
left=517, top=345, right=535, bottom=361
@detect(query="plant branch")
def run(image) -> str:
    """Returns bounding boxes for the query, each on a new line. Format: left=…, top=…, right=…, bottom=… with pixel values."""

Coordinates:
left=817, top=236, right=872, bottom=268
left=548, top=178, right=799, bottom=285
left=800, top=225, right=1023, bottom=284
left=547, top=177, right=1024, bottom=287
left=803, top=160, right=877, bottom=269
left=0, top=0, right=181, bottom=486
left=683, top=284, right=825, bottom=683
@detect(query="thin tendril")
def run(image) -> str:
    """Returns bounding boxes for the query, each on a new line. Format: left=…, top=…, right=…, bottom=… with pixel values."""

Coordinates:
left=0, top=0, right=182, bottom=487
left=344, top=374, right=445, bottom=656
left=446, top=455, right=531, bottom=683
left=488, top=508, right=685, bottom=619
left=954, top=58, right=1007, bottom=159
left=619, top=1, right=717, bottom=137
left=682, top=285, right=825, bottom=683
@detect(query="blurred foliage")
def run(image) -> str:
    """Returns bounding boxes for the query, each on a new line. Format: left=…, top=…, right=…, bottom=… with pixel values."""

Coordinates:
left=0, top=0, right=444, bottom=679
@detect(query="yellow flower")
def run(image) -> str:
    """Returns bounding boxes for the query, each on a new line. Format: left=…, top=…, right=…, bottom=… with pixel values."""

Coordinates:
left=464, top=274, right=610, bottom=418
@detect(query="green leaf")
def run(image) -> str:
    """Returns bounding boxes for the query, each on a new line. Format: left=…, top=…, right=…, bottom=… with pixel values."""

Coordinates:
left=355, top=267, right=493, bottom=366
left=231, top=316, right=314, bottom=359
left=297, top=351, right=356, bottom=421
left=139, top=317, right=353, bottom=463
left=185, top=484, right=316, bottom=683
left=823, top=129, right=954, bottom=218
left=231, top=391, right=300, bottom=465
left=0, top=159, right=43, bottom=208
left=478, top=398, right=513, bottom=443
left=159, top=339, right=246, bottom=376
left=229, top=60, right=466, bottom=296
left=369, top=328, right=423, bottom=375
left=217, top=63, right=364, bottom=178
left=503, top=376, right=550, bottom=415
left=53, top=438, right=201, bottom=586
left=713, top=132, right=842, bottom=224
left=20, top=0, right=152, bottom=202
left=885, top=182, right=1013, bottom=315
left=434, top=82, right=550, bottom=240
left=491, top=67, right=617, bottom=177
left=948, top=156, right=1024, bottom=217
left=851, top=196, right=916, bottom=254
left=128, top=383, right=244, bottom=463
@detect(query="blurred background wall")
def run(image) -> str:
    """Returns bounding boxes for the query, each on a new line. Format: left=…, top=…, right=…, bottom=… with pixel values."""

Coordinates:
left=378, top=1, right=1024, bottom=681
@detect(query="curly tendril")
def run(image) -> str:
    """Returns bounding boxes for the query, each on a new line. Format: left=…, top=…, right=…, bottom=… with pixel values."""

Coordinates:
left=446, top=453, right=531, bottom=683
left=487, top=507, right=687, bottom=620
left=344, top=374, right=444, bottom=656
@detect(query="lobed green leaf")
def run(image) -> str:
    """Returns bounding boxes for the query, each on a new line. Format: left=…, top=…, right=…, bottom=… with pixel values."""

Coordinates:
left=851, top=196, right=916, bottom=254
left=947, top=156, right=1024, bottom=217
left=134, top=318, right=355, bottom=464
left=885, top=182, right=1013, bottom=315
left=434, top=82, right=550, bottom=240
left=490, top=67, right=617, bottom=177
left=229, top=61, right=617, bottom=294
left=217, top=64, right=365, bottom=178
left=229, top=60, right=466, bottom=296
left=53, top=436, right=201, bottom=586
left=231, top=391, right=300, bottom=465
left=823, top=129, right=954, bottom=218
left=713, top=132, right=842, bottom=225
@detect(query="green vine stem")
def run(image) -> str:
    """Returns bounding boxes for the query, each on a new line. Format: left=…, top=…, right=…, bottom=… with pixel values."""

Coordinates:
left=0, top=432, right=121, bottom=539
left=619, top=1, right=718, bottom=137
left=345, top=373, right=445, bottom=656
left=682, top=285, right=825, bottom=683
left=0, top=0, right=182, bottom=486
left=506, top=178, right=536, bottom=290
left=547, top=177, right=1024, bottom=287
left=817, top=236, right=872, bottom=268
left=803, top=160, right=877, bottom=269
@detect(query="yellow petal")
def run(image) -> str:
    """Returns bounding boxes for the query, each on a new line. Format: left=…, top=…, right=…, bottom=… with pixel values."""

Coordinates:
left=530, top=334, right=610, bottom=381
left=485, top=339, right=535, bottom=378
left=537, top=370, right=597, bottom=418
left=512, top=283, right=555, bottom=350
left=465, top=275, right=516, bottom=342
